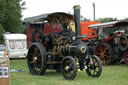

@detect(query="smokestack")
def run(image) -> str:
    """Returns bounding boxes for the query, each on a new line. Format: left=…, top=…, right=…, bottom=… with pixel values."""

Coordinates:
left=73, top=5, right=81, bottom=38
left=93, top=2, right=95, bottom=21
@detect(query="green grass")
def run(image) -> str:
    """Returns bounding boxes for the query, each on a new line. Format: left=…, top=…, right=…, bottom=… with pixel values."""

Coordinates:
left=10, top=59, right=128, bottom=85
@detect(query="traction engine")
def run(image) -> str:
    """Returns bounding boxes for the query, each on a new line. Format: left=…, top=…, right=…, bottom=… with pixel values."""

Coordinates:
left=25, top=5, right=102, bottom=80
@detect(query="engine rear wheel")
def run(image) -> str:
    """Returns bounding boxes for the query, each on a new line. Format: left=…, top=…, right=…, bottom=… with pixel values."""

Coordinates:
left=61, top=56, right=77, bottom=80
left=118, top=36, right=128, bottom=51
left=95, top=43, right=114, bottom=65
left=124, top=50, right=128, bottom=64
left=27, top=42, right=46, bottom=75
left=85, top=55, right=102, bottom=77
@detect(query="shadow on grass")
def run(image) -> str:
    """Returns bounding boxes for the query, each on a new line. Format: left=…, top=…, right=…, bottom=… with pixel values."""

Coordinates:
left=44, top=70, right=62, bottom=77
left=121, top=64, right=128, bottom=67
left=44, top=70, right=97, bottom=80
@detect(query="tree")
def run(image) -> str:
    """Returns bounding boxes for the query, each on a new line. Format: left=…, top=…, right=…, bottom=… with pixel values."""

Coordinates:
left=4, top=0, right=24, bottom=33
left=0, top=0, right=6, bottom=25
left=0, top=24, right=5, bottom=43
left=0, top=0, right=25, bottom=33
left=121, top=18, right=128, bottom=21
left=97, top=17, right=118, bottom=23
left=0, top=0, right=25, bottom=43
left=80, top=15, right=90, bottom=21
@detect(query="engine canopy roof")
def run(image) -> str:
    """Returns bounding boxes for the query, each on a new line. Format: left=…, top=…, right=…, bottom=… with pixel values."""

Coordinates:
left=23, top=12, right=74, bottom=24
left=88, top=21, right=128, bottom=29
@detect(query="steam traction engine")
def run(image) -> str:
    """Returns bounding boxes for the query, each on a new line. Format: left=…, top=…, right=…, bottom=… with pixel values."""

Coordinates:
left=88, top=21, right=128, bottom=65
left=24, top=6, right=102, bottom=80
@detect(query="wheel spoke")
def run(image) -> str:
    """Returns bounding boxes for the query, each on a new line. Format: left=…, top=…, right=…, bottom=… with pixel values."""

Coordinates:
left=29, top=53, right=33, bottom=56
left=33, top=47, right=38, bottom=56
left=92, top=58, right=96, bottom=64
left=103, top=58, right=106, bottom=64
left=96, top=52, right=101, bottom=56
left=93, top=70, right=96, bottom=75
left=99, top=45, right=103, bottom=52
left=29, top=61, right=34, bottom=64
left=33, top=66, right=41, bottom=72
left=94, top=63, right=99, bottom=67
left=94, top=69, right=98, bottom=74
left=103, top=47, right=108, bottom=53
left=69, top=63, right=73, bottom=69
left=37, top=53, right=41, bottom=58
left=97, top=48, right=102, bottom=52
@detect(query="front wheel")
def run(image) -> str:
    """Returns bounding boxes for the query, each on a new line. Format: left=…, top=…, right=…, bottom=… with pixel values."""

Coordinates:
left=85, top=55, right=102, bottom=77
left=61, top=56, right=77, bottom=80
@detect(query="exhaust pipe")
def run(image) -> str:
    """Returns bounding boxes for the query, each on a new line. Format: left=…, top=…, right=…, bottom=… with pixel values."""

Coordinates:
left=73, top=5, right=86, bottom=38
left=73, top=5, right=81, bottom=38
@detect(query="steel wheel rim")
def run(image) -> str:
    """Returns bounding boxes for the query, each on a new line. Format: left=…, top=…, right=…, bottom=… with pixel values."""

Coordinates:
left=62, top=58, right=75, bottom=79
left=87, top=57, right=100, bottom=76
left=120, top=37, right=127, bottom=49
left=95, top=44, right=110, bottom=65
left=28, top=45, right=42, bottom=73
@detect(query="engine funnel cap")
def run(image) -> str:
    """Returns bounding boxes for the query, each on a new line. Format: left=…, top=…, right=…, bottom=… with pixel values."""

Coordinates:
left=73, top=5, right=81, bottom=10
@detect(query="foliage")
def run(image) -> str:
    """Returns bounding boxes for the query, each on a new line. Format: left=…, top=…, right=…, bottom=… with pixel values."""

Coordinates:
left=0, top=24, right=5, bottom=43
left=0, top=0, right=25, bottom=43
left=80, top=15, right=90, bottom=21
left=121, top=18, right=128, bottom=21
left=97, top=17, right=118, bottom=23
left=2, top=0, right=24, bottom=33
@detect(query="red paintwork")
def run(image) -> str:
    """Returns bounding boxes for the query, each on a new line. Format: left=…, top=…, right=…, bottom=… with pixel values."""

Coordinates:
left=26, top=25, right=34, bottom=48
left=102, top=36, right=113, bottom=42
left=26, top=23, right=62, bottom=48
left=80, top=21, right=99, bottom=41
left=44, top=24, right=62, bottom=35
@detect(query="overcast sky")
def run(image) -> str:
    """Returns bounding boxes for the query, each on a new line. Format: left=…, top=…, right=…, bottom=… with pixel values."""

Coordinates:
left=22, top=0, right=128, bottom=20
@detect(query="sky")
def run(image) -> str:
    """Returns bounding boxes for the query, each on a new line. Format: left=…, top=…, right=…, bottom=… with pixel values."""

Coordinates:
left=22, top=0, right=128, bottom=20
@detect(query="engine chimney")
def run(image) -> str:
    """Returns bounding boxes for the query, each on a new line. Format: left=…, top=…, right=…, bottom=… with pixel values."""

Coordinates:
left=73, top=5, right=81, bottom=38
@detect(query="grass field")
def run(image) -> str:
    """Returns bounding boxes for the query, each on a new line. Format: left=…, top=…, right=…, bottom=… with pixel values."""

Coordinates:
left=10, top=59, right=128, bottom=85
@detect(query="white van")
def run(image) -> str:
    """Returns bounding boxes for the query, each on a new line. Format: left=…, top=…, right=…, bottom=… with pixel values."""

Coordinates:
left=3, top=33, right=28, bottom=58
